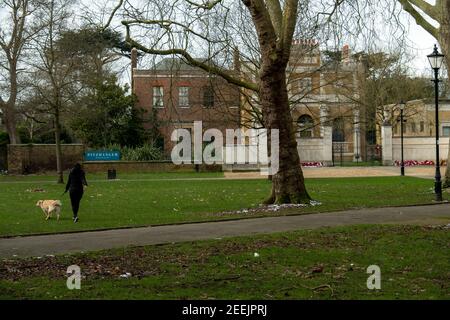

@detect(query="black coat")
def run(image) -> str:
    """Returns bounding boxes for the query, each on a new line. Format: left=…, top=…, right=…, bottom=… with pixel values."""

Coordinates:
left=65, top=167, right=88, bottom=193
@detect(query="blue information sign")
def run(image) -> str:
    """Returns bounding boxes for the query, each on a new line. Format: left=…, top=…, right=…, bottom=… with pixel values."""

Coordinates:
left=84, top=150, right=121, bottom=161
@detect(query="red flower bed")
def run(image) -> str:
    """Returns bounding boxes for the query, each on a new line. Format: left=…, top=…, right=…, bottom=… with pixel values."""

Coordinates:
left=394, top=160, right=434, bottom=167
left=301, top=162, right=324, bottom=168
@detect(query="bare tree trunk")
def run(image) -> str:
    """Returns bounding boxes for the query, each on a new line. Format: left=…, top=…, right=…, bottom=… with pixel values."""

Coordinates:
left=3, top=104, right=21, bottom=144
left=54, top=109, right=64, bottom=184
left=0, top=0, right=30, bottom=146
left=2, top=61, right=21, bottom=144
left=261, top=65, right=310, bottom=204
left=443, top=56, right=450, bottom=187
left=439, top=27, right=450, bottom=187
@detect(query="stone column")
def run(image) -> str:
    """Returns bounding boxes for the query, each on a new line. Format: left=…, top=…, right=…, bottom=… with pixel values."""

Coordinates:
left=320, top=105, right=332, bottom=165
left=381, top=122, right=393, bottom=166
left=323, top=126, right=333, bottom=165
left=320, top=105, right=329, bottom=137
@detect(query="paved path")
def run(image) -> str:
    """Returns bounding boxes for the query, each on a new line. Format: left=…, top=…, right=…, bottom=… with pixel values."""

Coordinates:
left=1, top=204, right=449, bottom=259
left=225, top=166, right=447, bottom=179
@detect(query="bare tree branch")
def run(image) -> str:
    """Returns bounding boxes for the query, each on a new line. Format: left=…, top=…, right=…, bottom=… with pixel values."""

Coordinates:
left=266, top=0, right=283, bottom=37
left=122, top=21, right=259, bottom=92
left=407, top=0, right=437, bottom=18
left=397, top=0, right=438, bottom=38
left=103, top=0, right=124, bottom=31
left=184, top=0, right=222, bottom=10
left=281, top=0, right=298, bottom=60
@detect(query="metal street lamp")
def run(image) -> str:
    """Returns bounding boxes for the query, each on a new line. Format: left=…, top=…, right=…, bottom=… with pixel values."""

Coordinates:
left=355, top=127, right=360, bottom=164
left=398, top=101, right=406, bottom=176
left=427, top=44, right=445, bottom=202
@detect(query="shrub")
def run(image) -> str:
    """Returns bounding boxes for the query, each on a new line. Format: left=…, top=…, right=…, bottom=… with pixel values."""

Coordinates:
left=0, top=132, right=9, bottom=146
left=105, top=144, right=163, bottom=161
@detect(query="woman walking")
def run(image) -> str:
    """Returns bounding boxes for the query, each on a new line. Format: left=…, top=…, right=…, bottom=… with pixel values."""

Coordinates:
left=65, top=163, right=88, bottom=223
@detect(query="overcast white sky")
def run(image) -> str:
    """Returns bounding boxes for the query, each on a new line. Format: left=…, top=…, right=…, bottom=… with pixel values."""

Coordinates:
left=0, top=0, right=444, bottom=77
left=401, top=0, right=441, bottom=76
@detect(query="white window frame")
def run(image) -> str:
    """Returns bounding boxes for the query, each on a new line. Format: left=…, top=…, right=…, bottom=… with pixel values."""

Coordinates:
left=291, top=77, right=312, bottom=95
left=298, top=115, right=314, bottom=138
left=178, top=87, right=190, bottom=108
left=153, top=86, right=164, bottom=108
left=334, top=79, right=344, bottom=88
left=442, top=124, right=450, bottom=137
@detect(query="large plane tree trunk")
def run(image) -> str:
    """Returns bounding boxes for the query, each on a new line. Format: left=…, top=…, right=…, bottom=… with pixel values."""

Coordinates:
left=438, top=21, right=450, bottom=187
left=260, top=61, right=310, bottom=204
left=246, top=0, right=310, bottom=204
left=442, top=52, right=450, bottom=188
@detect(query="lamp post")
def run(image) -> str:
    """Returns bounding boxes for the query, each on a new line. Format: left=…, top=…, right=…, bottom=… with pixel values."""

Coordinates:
left=355, top=128, right=360, bottom=164
left=427, top=44, right=445, bottom=202
left=399, top=101, right=406, bottom=176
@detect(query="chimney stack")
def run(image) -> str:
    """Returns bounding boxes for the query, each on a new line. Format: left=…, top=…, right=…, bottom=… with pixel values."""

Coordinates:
left=131, top=47, right=138, bottom=69
left=342, top=44, right=350, bottom=62
left=233, top=46, right=241, bottom=75
left=131, top=48, right=138, bottom=92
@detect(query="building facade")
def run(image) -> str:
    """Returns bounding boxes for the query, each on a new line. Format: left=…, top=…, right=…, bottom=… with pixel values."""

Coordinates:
left=132, top=55, right=241, bottom=156
left=289, top=41, right=366, bottom=163
left=381, top=99, right=450, bottom=164
left=132, top=41, right=367, bottom=164
left=240, top=40, right=367, bottom=164
left=389, top=99, right=450, bottom=139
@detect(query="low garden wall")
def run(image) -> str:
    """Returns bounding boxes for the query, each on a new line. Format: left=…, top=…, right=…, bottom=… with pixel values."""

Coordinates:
left=82, top=161, right=222, bottom=173
left=297, top=134, right=333, bottom=164
left=392, top=137, right=449, bottom=162
left=7, top=144, right=85, bottom=174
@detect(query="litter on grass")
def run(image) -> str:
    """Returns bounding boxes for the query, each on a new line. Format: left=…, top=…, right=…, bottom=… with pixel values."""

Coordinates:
left=213, top=200, right=322, bottom=217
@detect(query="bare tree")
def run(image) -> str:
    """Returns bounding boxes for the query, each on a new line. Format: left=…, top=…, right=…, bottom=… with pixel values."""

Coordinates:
left=29, top=0, right=77, bottom=183
left=112, top=0, right=351, bottom=204
left=0, top=0, right=37, bottom=144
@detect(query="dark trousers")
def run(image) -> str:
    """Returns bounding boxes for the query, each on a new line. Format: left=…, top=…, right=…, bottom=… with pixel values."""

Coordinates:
left=70, top=191, right=83, bottom=218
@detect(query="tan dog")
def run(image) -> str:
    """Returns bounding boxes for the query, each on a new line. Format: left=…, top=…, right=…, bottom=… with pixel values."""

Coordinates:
left=36, top=200, right=62, bottom=221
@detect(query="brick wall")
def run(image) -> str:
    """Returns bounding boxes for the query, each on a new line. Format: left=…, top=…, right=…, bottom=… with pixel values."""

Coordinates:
left=82, top=161, right=222, bottom=173
left=7, top=144, right=85, bottom=174
left=133, top=66, right=241, bottom=156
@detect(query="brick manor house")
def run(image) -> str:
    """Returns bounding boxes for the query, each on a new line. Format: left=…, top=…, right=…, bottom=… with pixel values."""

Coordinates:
left=131, top=40, right=368, bottom=164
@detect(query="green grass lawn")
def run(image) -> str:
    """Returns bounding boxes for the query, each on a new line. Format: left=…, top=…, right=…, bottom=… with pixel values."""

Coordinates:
left=0, top=225, right=448, bottom=299
left=0, top=173, right=448, bottom=237
left=331, top=161, right=382, bottom=167
left=0, top=171, right=224, bottom=182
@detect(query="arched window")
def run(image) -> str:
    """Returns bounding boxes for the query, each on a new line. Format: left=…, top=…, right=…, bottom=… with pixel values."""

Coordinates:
left=298, top=115, right=314, bottom=138
left=332, top=117, right=345, bottom=142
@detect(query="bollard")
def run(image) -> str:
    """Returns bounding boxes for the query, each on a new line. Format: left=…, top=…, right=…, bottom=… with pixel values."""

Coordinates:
left=107, top=169, right=117, bottom=180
